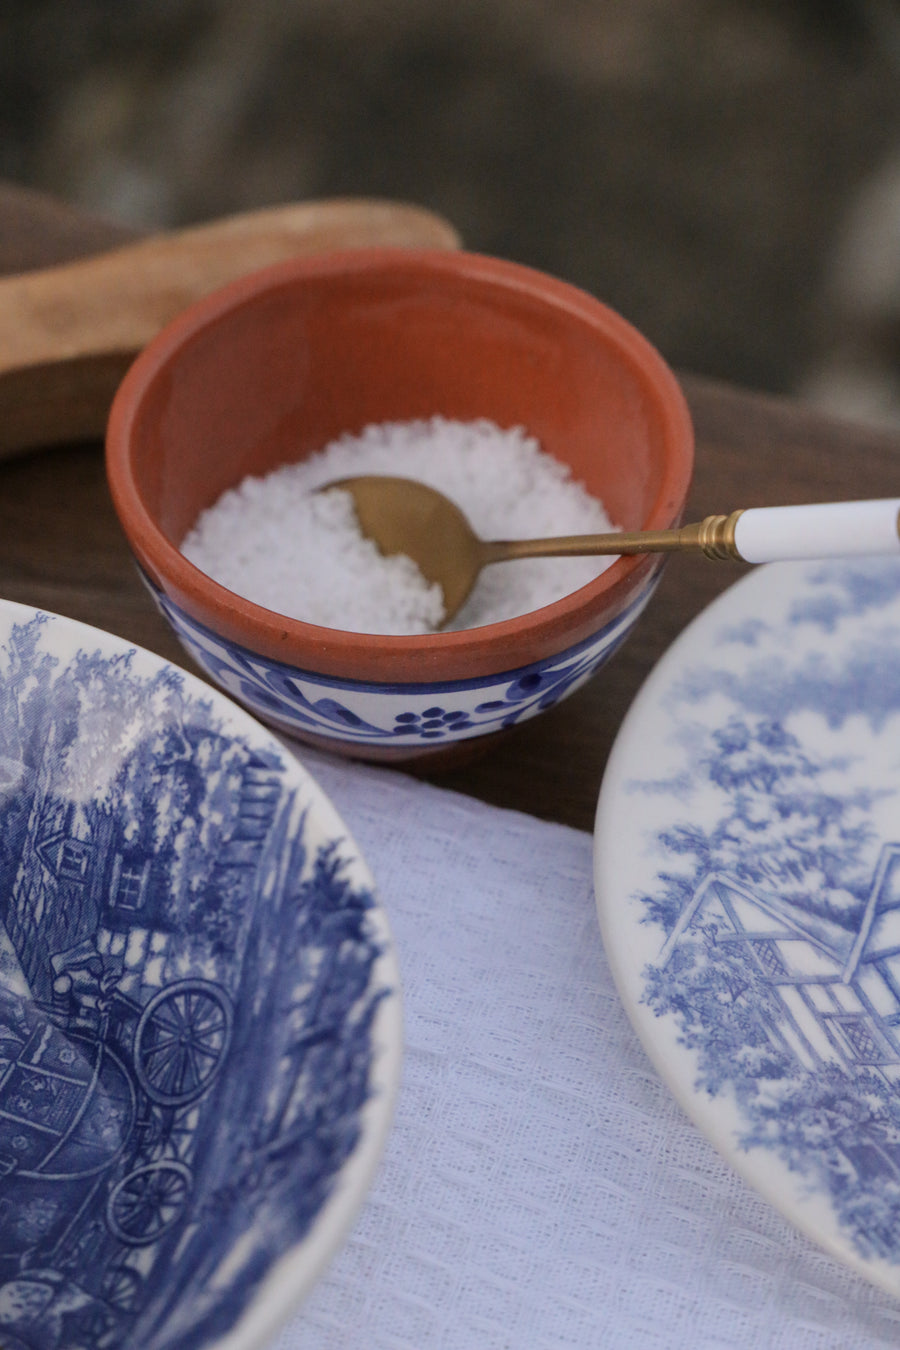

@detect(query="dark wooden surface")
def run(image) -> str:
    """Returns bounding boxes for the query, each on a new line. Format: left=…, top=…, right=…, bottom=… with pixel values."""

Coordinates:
left=2, top=185, right=899, bottom=833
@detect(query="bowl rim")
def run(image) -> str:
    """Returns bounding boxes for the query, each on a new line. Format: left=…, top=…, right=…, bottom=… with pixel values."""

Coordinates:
left=106, top=247, right=694, bottom=682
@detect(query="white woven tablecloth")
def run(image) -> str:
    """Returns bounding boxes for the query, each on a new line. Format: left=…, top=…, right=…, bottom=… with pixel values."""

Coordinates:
left=272, top=748, right=900, bottom=1350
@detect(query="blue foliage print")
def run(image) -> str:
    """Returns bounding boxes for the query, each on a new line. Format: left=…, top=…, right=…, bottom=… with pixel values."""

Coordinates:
left=147, top=573, right=652, bottom=745
left=0, top=612, right=387, bottom=1350
left=632, top=560, right=900, bottom=1265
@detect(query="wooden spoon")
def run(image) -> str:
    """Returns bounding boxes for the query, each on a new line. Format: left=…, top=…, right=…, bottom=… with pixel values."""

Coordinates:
left=325, top=475, right=900, bottom=624
left=0, top=198, right=460, bottom=458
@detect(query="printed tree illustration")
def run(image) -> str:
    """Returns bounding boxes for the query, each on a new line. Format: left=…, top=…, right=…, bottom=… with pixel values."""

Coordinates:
left=152, top=832, right=387, bottom=1346
left=0, top=614, right=56, bottom=766
left=0, top=616, right=58, bottom=905
left=741, top=1061, right=900, bottom=1260
left=0, top=616, right=265, bottom=960
left=262, top=836, right=385, bottom=1162
left=642, top=715, right=877, bottom=936
left=640, top=712, right=900, bottom=1260
left=55, top=647, right=253, bottom=919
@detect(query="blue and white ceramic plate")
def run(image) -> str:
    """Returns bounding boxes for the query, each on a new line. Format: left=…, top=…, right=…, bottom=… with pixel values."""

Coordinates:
left=594, top=558, right=900, bottom=1296
left=0, top=600, right=400, bottom=1350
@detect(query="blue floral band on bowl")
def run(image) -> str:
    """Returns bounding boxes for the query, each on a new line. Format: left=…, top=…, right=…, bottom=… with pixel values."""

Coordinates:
left=145, top=575, right=658, bottom=748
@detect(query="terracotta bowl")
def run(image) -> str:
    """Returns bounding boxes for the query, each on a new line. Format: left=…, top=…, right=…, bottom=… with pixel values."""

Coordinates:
left=106, top=248, right=694, bottom=765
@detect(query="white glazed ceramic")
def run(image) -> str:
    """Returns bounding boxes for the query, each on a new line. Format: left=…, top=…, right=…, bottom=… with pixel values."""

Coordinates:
left=595, top=557, right=900, bottom=1295
left=0, top=600, right=401, bottom=1350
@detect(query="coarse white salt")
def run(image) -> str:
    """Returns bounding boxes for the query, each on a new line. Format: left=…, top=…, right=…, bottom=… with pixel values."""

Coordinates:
left=181, top=417, right=620, bottom=635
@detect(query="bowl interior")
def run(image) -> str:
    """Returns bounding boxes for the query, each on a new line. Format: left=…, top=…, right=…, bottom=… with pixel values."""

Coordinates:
left=122, top=250, right=691, bottom=555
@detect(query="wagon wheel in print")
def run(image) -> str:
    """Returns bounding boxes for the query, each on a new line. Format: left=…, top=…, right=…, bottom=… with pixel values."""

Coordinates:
left=133, top=1097, right=196, bottom=1164
left=101, top=1261, right=144, bottom=1312
left=133, top=979, right=233, bottom=1107
left=74, top=1263, right=143, bottom=1343
left=105, top=1160, right=193, bottom=1245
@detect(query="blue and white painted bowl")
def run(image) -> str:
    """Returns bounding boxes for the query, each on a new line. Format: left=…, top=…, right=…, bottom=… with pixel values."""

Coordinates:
left=0, top=599, right=400, bottom=1350
left=105, top=248, right=693, bottom=765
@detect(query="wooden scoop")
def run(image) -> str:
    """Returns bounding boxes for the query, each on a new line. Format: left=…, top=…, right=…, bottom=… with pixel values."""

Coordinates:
left=0, top=198, right=460, bottom=458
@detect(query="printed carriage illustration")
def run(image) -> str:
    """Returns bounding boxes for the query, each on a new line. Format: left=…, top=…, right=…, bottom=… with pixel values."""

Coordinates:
left=0, top=951, right=234, bottom=1345
left=0, top=737, right=281, bottom=1279
left=0, top=956, right=232, bottom=1240
left=3, top=970, right=231, bottom=1214
left=0, top=740, right=288, bottom=1346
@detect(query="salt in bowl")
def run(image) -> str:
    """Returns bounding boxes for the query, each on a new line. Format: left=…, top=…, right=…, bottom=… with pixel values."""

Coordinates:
left=105, top=248, right=694, bottom=765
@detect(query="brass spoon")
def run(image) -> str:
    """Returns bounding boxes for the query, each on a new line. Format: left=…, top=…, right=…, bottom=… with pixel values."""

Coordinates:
left=324, top=476, right=900, bottom=625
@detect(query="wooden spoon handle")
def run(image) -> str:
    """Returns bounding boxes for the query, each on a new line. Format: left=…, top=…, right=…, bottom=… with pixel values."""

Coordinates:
left=0, top=197, right=460, bottom=457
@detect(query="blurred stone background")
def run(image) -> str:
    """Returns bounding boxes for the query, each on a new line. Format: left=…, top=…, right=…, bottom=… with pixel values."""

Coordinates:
left=4, top=0, right=900, bottom=423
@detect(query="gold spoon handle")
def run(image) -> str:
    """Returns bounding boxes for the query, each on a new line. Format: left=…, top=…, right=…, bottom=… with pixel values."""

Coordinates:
left=482, top=512, right=744, bottom=563
left=483, top=499, right=900, bottom=565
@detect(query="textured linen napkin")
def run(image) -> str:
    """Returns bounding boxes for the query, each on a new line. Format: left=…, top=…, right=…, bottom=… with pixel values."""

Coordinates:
left=271, top=748, right=900, bottom=1350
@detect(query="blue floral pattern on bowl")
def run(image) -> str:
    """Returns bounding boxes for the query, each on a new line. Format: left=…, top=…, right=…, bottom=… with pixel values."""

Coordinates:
left=595, top=558, right=900, bottom=1296
left=145, top=575, right=657, bottom=749
left=0, top=601, right=399, bottom=1350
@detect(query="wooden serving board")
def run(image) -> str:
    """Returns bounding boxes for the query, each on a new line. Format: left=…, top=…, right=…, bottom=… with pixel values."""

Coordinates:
left=0, top=192, right=460, bottom=457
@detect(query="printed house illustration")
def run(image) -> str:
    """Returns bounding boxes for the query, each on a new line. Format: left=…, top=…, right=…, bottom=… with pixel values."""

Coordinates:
left=3, top=725, right=285, bottom=1011
left=659, top=843, right=900, bottom=1079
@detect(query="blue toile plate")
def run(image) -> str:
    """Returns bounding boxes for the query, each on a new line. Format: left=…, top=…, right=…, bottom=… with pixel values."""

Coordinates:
left=594, top=557, right=900, bottom=1296
left=0, top=600, right=400, bottom=1350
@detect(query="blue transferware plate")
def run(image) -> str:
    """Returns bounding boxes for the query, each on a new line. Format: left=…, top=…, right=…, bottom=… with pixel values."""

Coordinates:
left=594, top=558, right=900, bottom=1297
left=0, top=600, right=401, bottom=1350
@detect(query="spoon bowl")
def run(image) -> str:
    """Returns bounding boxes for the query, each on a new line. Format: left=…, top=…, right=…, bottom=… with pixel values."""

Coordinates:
left=323, top=475, right=485, bottom=620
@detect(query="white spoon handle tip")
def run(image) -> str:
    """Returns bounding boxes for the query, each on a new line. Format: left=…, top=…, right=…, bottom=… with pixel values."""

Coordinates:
left=733, top=499, right=900, bottom=564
